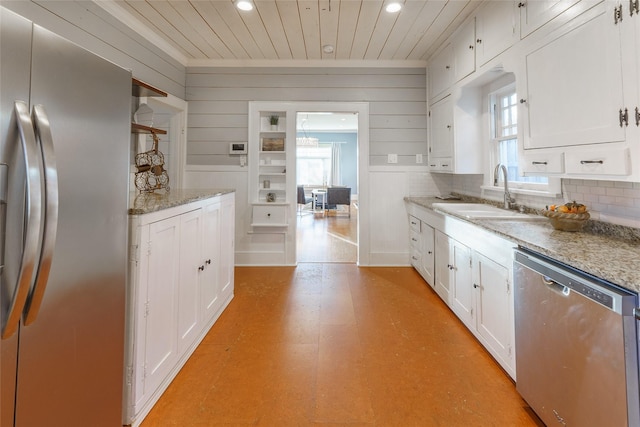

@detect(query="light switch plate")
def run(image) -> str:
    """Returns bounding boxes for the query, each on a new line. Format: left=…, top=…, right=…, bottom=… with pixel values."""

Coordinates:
left=416, top=154, right=423, bottom=164
left=388, top=154, right=398, bottom=163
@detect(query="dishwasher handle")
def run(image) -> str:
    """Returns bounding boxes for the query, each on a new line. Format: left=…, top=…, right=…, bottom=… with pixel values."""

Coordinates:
left=542, top=275, right=571, bottom=297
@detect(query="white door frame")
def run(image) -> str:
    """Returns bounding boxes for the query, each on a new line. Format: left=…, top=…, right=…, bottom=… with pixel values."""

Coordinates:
left=290, top=101, right=370, bottom=266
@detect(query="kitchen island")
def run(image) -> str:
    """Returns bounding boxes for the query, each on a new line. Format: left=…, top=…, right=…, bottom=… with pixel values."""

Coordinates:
left=125, top=188, right=235, bottom=427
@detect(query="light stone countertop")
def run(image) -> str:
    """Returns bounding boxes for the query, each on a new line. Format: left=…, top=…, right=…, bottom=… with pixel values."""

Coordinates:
left=128, top=188, right=235, bottom=215
left=405, top=196, right=640, bottom=294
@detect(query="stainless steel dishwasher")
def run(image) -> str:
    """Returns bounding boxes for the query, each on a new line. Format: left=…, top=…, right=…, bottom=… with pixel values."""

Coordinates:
left=514, top=249, right=640, bottom=427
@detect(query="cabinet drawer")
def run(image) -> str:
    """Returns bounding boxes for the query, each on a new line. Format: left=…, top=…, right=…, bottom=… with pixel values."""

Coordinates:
left=409, top=215, right=421, bottom=232
left=252, top=205, right=287, bottom=226
left=410, top=248, right=422, bottom=268
left=521, top=152, right=564, bottom=174
left=428, top=157, right=453, bottom=172
left=565, top=148, right=630, bottom=176
left=410, top=229, right=422, bottom=249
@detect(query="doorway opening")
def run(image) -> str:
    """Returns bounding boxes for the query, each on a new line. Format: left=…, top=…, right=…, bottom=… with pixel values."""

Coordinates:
left=295, top=112, right=358, bottom=263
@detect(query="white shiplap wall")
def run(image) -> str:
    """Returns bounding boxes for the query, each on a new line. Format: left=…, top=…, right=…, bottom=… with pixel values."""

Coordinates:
left=184, top=67, right=432, bottom=266
left=185, top=67, right=427, bottom=167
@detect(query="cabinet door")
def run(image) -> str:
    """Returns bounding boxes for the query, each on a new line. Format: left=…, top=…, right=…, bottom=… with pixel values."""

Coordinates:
left=520, top=0, right=581, bottom=38
left=476, top=1, right=519, bottom=65
left=434, top=231, right=451, bottom=304
left=450, top=239, right=474, bottom=329
left=522, top=4, right=625, bottom=149
left=178, top=209, right=202, bottom=354
left=219, top=194, right=235, bottom=301
left=428, top=96, right=453, bottom=159
left=428, top=43, right=453, bottom=102
left=420, top=224, right=435, bottom=287
left=141, top=216, right=180, bottom=403
left=201, top=200, right=221, bottom=322
left=475, top=253, right=513, bottom=368
left=452, top=18, right=476, bottom=82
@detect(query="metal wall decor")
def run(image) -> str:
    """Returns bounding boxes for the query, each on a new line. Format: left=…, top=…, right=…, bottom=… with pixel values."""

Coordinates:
left=135, top=131, right=170, bottom=193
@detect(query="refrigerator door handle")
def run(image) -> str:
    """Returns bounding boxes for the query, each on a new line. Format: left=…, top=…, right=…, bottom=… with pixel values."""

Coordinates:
left=24, top=104, right=59, bottom=325
left=2, top=101, right=43, bottom=339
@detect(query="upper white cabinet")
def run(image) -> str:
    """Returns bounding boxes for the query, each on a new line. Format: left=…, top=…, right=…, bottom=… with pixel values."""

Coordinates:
left=429, top=18, right=476, bottom=100
left=452, top=18, right=477, bottom=82
left=428, top=88, right=483, bottom=174
left=519, top=0, right=582, bottom=38
left=428, top=43, right=453, bottom=103
left=520, top=2, right=626, bottom=150
left=518, top=0, right=640, bottom=180
left=475, top=1, right=520, bottom=66
left=428, top=96, right=453, bottom=163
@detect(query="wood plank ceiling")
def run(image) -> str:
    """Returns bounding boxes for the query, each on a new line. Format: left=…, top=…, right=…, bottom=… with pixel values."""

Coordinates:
left=106, top=0, right=479, bottom=66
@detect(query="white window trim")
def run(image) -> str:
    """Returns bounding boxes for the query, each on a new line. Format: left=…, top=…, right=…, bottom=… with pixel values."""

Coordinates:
left=485, top=82, right=561, bottom=198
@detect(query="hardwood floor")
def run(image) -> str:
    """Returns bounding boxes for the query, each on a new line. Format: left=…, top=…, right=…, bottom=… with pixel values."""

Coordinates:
left=296, top=204, right=357, bottom=263
left=140, top=264, right=541, bottom=426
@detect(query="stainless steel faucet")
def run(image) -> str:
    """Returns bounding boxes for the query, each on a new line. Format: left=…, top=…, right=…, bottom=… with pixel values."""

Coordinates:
left=494, top=163, right=515, bottom=209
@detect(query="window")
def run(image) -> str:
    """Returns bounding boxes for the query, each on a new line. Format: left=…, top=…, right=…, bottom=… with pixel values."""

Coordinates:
left=490, top=84, right=548, bottom=189
left=296, top=145, right=332, bottom=186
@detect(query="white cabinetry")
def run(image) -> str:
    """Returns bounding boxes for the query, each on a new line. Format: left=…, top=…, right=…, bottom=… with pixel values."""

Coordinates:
left=409, top=215, right=435, bottom=287
left=475, top=0, right=520, bottom=66
left=428, top=43, right=453, bottom=102
left=521, top=3, right=625, bottom=150
left=136, top=215, right=180, bottom=407
left=177, top=209, right=203, bottom=354
left=519, top=1, right=640, bottom=181
left=405, top=203, right=516, bottom=379
left=428, top=89, right=482, bottom=174
left=452, top=18, right=476, bottom=82
left=434, top=230, right=452, bottom=303
left=519, top=0, right=581, bottom=38
left=475, top=252, right=513, bottom=368
left=449, top=238, right=474, bottom=329
left=125, top=192, right=235, bottom=426
left=444, top=217, right=515, bottom=378
left=249, top=103, right=293, bottom=230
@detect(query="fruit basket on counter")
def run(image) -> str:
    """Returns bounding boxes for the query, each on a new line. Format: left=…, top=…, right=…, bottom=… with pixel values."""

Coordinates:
left=543, top=201, right=590, bottom=231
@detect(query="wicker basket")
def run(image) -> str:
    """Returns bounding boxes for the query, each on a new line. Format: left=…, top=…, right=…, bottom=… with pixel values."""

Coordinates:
left=542, top=209, right=590, bottom=232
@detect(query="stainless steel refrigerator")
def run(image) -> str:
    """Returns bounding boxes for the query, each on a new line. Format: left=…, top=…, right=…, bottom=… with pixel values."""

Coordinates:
left=0, top=7, right=131, bottom=426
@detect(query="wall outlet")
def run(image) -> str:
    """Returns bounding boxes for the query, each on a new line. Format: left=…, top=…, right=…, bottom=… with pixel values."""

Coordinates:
left=388, top=153, right=398, bottom=164
left=416, top=154, right=423, bottom=164
left=240, top=155, right=247, bottom=167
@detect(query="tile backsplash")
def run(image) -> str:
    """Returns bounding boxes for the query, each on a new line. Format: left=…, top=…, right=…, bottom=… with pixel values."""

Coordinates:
left=408, top=173, right=640, bottom=229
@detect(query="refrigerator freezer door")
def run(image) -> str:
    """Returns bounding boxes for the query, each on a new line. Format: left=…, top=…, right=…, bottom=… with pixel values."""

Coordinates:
left=1, top=8, right=132, bottom=426
left=0, top=9, right=35, bottom=427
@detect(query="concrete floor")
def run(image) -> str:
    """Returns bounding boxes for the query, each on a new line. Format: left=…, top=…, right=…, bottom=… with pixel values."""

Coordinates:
left=141, top=264, right=542, bottom=426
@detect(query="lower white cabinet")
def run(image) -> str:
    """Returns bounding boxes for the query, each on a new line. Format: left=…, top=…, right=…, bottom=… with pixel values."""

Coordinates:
left=406, top=203, right=515, bottom=379
left=125, top=192, right=235, bottom=426
left=448, top=237, right=474, bottom=329
left=475, top=252, right=513, bottom=370
left=434, top=230, right=451, bottom=303
left=409, top=215, right=435, bottom=286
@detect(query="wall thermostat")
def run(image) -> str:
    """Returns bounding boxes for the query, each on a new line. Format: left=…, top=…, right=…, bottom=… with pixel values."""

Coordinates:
left=229, top=142, right=247, bottom=154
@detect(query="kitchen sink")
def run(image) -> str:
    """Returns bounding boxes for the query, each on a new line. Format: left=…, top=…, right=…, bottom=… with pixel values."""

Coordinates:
left=432, top=203, right=543, bottom=220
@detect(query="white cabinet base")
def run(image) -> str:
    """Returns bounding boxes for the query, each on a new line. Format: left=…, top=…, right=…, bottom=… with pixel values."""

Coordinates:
left=125, top=192, right=235, bottom=427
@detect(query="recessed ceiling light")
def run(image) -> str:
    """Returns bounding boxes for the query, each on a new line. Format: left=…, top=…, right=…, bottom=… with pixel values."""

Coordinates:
left=322, top=44, right=335, bottom=54
left=235, top=0, right=253, bottom=11
left=385, top=2, right=402, bottom=13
